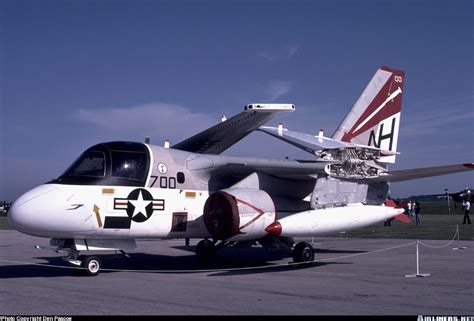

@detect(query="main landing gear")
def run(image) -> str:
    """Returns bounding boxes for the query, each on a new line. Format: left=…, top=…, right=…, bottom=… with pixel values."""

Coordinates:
left=195, top=239, right=216, bottom=259
left=195, top=238, right=315, bottom=265
left=195, top=239, right=234, bottom=260
left=292, top=242, right=315, bottom=263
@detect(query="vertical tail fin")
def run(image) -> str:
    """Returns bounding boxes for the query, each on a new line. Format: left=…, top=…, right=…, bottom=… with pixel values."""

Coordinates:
left=332, top=66, right=405, bottom=163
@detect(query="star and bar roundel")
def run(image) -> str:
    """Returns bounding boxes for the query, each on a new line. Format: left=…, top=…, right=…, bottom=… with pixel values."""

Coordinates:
left=104, top=188, right=165, bottom=229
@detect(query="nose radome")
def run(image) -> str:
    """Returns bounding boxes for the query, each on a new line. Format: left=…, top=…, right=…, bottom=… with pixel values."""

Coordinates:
left=8, top=184, right=94, bottom=237
left=8, top=185, right=60, bottom=232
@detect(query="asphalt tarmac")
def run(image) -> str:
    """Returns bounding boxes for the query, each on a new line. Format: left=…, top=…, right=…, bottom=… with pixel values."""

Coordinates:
left=1, top=230, right=473, bottom=315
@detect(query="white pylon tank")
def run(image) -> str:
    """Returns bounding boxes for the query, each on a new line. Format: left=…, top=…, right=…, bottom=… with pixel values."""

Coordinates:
left=265, top=204, right=404, bottom=237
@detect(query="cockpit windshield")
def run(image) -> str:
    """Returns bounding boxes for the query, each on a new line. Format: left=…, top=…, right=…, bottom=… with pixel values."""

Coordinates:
left=110, top=150, right=148, bottom=181
left=66, top=151, right=106, bottom=178
left=53, top=142, right=150, bottom=187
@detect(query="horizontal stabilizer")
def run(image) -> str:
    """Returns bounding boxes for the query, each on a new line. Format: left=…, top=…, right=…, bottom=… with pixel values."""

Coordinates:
left=378, top=163, right=474, bottom=182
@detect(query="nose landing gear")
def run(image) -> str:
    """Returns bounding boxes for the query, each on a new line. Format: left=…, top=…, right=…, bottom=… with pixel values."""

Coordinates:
left=80, top=255, right=102, bottom=276
left=50, top=238, right=135, bottom=276
left=62, top=250, right=102, bottom=276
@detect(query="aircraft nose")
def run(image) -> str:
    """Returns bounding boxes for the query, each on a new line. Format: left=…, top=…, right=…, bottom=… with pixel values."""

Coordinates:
left=9, top=185, right=59, bottom=232
left=8, top=184, right=94, bottom=237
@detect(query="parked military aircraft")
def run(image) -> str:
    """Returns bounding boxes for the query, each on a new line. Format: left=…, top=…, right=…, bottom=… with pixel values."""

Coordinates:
left=8, top=66, right=473, bottom=275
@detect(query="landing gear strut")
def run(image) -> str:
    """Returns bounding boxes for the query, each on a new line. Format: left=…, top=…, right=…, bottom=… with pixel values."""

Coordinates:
left=292, top=242, right=315, bottom=263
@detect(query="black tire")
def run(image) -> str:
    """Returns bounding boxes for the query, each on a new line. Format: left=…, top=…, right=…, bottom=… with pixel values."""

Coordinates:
left=292, top=242, right=315, bottom=263
left=196, top=239, right=216, bottom=260
left=82, top=255, right=101, bottom=276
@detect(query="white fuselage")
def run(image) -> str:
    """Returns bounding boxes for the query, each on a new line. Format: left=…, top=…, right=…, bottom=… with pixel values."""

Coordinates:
left=8, top=183, right=212, bottom=240
left=8, top=142, right=401, bottom=243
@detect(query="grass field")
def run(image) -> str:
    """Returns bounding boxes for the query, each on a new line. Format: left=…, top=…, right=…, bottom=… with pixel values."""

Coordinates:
left=324, top=199, right=473, bottom=240
left=0, top=216, right=10, bottom=230
left=329, top=214, right=473, bottom=240
left=409, top=201, right=464, bottom=216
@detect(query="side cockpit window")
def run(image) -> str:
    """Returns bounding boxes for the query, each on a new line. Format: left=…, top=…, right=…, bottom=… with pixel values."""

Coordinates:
left=66, top=151, right=105, bottom=177
left=111, top=151, right=148, bottom=182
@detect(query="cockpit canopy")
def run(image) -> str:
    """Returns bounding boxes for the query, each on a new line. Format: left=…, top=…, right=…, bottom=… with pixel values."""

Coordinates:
left=53, top=142, right=150, bottom=187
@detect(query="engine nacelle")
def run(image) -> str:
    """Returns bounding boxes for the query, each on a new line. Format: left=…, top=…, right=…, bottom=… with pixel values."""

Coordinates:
left=203, top=188, right=276, bottom=241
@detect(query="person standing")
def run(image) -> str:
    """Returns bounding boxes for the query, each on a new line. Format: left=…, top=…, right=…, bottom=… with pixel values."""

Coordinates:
left=414, top=202, right=421, bottom=226
left=462, top=200, right=471, bottom=224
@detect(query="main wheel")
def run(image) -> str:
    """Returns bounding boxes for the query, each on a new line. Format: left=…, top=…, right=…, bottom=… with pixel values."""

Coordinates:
left=292, top=242, right=315, bottom=263
left=196, top=239, right=216, bottom=260
left=82, top=255, right=101, bottom=276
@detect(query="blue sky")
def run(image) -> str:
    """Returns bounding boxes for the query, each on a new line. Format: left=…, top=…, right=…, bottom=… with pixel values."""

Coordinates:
left=1, top=0, right=473, bottom=201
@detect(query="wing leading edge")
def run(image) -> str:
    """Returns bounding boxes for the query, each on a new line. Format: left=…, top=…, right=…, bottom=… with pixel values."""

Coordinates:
left=172, top=104, right=294, bottom=154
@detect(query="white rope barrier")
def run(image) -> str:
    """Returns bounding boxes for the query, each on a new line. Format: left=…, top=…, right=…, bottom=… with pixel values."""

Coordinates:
left=417, top=227, right=459, bottom=249
left=317, top=241, right=417, bottom=262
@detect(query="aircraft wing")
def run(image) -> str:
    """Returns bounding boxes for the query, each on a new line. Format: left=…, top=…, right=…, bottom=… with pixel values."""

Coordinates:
left=187, top=154, right=332, bottom=181
left=258, top=126, right=397, bottom=156
left=377, top=163, right=474, bottom=182
left=172, top=104, right=294, bottom=154
left=259, top=126, right=348, bottom=152
left=223, top=159, right=330, bottom=180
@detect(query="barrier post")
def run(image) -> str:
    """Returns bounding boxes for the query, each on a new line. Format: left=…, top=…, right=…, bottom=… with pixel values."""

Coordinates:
left=452, top=225, right=467, bottom=250
left=405, top=241, right=430, bottom=278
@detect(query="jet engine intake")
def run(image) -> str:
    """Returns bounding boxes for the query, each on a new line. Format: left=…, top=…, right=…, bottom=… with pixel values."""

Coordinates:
left=203, top=188, right=276, bottom=241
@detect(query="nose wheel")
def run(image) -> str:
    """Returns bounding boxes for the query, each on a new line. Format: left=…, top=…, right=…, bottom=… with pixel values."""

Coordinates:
left=80, top=255, right=102, bottom=276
